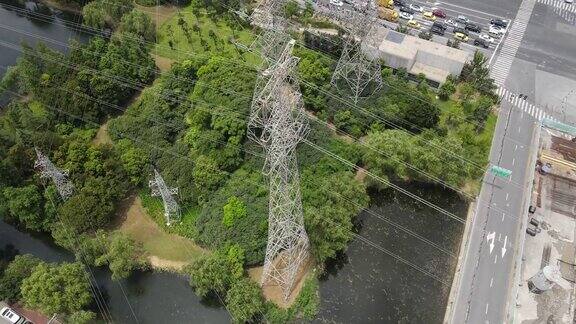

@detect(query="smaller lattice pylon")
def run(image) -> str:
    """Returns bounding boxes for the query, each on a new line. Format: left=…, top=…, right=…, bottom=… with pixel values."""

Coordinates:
left=148, top=168, right=180, bottom=225
left=330, top=0, right=383, bottom=103
left=34, top=148, right=74, bottom=201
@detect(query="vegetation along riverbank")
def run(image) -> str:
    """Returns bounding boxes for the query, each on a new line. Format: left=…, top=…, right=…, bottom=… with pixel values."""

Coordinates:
left=0, top=0, right=498, bottom=322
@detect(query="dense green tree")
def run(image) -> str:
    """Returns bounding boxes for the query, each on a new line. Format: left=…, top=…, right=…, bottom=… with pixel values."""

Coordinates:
left=186, top=246, right=243, bottom=298
left=225, top=278, right=265, bottom=323
left=67, top=310, right=96, bottom=324
left=94, top=232, right=146, bottom=280
left=4, top=185, right=50, bottom=231
left=470, top=96, right=494, bottom=130
left=0, top=255, right=41, bottom=302
left=363, top=129, right=413, bottom=182
left=196, top=167, right=268, bottom=265
left=438, top=78, right=457, bottom=100
left=222, top=196, right=247, bottom=227
left=82, top=0, right=134, bottom=29
left=294, top=47, right=332, bottom=114
left=460, top=51, right=496, bottom=95
left=119, top=10, right=157, bottom=41
left=21, top=262, right=92, bottom=315
left=301, top=167, right=369, bottom=263
left=193, top=155, right=227, bottom=202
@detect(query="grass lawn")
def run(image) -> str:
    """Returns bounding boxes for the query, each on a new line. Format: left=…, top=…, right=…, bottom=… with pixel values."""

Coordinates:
left=117, top=195, right=206, bottom=264
left=154, top=7, right=258, bottom=65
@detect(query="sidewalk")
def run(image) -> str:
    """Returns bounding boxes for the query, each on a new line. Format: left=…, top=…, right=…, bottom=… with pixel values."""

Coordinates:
left=513, top=128, right=576, bottom=323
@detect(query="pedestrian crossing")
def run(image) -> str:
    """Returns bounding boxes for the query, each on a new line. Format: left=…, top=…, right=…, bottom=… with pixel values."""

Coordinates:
left=496, top=87, right=558, bottom=122
left=537, top=0, right=576, bottom=14
left=489, top=0, right=537, bottom=86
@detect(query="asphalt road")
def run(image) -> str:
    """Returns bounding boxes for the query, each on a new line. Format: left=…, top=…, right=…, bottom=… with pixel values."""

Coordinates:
left=450, top=0, right=576, bottom=323
left=452, top=99, right=536, bottom=324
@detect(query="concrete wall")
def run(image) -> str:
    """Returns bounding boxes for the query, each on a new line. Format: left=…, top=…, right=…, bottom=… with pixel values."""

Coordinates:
left=414, top=50, right=466, bottom=76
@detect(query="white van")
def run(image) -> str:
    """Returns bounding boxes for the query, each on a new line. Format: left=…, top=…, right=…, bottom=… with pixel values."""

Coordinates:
left=0, top=307, right=28, bottom=324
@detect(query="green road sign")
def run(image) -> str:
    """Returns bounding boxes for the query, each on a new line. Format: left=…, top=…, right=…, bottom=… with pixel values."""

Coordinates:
left=489, top=165, right=512, bottom=178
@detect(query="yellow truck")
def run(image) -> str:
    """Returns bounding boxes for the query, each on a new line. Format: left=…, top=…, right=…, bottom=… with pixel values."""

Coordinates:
left=379, top=0, right=394, bottom=9
left=378, top=7, right=398, bottom=22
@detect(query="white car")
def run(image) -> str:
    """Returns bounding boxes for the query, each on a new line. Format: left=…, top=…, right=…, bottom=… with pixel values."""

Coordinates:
left=565, top=0, right=573, bottom=3
left=399, top=11, right=413, bottom=20
left=1, top=307, right=26, bottom=324
left=456, top=15, right=469, bottom=23
left=329, top=0, right=344, bottom=6
left=409, top=3, right=424, bottom=12
left=479, top=33, right=495, bottom=43
left=445, top=19, right=462, bottom=28
left=489, top=25, right=505, bottom=36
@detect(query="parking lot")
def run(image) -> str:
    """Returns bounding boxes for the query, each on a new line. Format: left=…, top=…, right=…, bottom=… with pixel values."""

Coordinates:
left=320, top=0, right=515, bottom=60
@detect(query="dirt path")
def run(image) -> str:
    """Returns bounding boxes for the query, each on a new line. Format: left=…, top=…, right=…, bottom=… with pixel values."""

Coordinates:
left=116, top=195, right=206, bottom=271
left=93, top=120, right=112, bottom=146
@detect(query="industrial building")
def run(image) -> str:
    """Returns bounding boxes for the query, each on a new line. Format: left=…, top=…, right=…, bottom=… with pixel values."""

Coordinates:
left=364, top=28, right=472, bottom=86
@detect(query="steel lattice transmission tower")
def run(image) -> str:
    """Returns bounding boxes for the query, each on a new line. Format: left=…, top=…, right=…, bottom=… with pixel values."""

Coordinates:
left=250, top=0, right=291, bottom=67
left=249, top=40, right=310, bottom=300
left=34, top=148, right=74, bottom=200
left=331, top=1, right=383, bottom=103
left=149, top=168, right=181, bottom=225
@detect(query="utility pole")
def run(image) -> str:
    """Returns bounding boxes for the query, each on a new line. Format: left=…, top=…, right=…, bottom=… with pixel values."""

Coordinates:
left=249, top=39, right=310, bottom=300
left=330, top=0, right=382, bottom=103
left=149, top=168, right=181, bottom=225
left=34, top=148, right=74, bottom=201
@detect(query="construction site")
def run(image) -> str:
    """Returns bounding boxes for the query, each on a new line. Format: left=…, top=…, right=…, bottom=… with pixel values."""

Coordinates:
left=515, top=122, right=576, bottom=323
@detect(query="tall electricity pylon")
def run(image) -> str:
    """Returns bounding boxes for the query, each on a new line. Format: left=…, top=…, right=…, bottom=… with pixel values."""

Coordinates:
left=34, top=148, right=74, bottom=201
left=149, top=168, right=180, bottom=225
left=250, top=0, right=291, bottom=67
left=249, top=40, right=310, bottom=300
left=331, top=1, right=382, bottom=103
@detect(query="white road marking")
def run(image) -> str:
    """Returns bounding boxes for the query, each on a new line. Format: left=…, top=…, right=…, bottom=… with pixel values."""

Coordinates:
left=502, top=236, right=508, bottom=257
left=502, top=212, right=505, bottom=222
left=487, top=231, right=496, bottom=254
left=494, top=254, right=498, bottom=263
left=506, top=192, right=509, bottom=200
left=490, top=0, right=537, bottom=85
left=518, top=125, right=522, bottom=133
left=512, top=158, right=515, bottom=166
left=514, top=144, right=518, bottom=151
left=490, top=277, right=494, bottom=287
left=485, top=303, right=490, bottom=314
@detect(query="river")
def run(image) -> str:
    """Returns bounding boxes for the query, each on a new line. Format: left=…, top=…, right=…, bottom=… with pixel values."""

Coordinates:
left=0, top=4, right=467, bottom=323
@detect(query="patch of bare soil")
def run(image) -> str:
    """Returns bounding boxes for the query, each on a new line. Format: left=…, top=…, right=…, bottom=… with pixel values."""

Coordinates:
left=248, top=256, right=314, bottom=309
left=134, top=4, right=178, bottom=26
left=115, top=195, right=207, bottom=269
left=93, top=120, right=112, bottom=146
left=152, top=54, right=174, bottom=72
left=148, top=255, right=188, bottom=271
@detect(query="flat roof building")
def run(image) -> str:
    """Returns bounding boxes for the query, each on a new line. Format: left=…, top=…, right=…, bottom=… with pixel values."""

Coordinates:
left=364, top=28, right=472, bottom=85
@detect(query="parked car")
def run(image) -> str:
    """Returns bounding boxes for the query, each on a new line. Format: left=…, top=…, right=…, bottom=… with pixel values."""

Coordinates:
left=399, top=6, right=415, bottom=14
left=430, top=25, right=445, bottom=35
left=433, top=21, right=447, bottom=30
left=453, top=26, right=469, bottom=36
left=445, top=18, right=460, bottom=28
left=490, top=18, right=508, bottom=28
left=407, top=19, right=421, bottom=28
left=409, top=3, right=424, bottom=12
left=423, top=11, right=437, bottom=21
left=566, top=0, right=574, bottom=3
left=454, top=32, right=469, bottom=42
left=465, top=22, right=482, bottom=33
left=329, top=0, right=344, bottom=6
left=393, top=0, right=406, bottom=6
left=456, top=15, right=469, bottom=23
left=1, top=307, right=28, bottom=324
left=489, top=25, right=505, bottom=36
left=479, top=33, right=495, bottom=43
left=474, top=38, right=489, bottom=48
left=399, top=11, right=413, bottom=20
left=432, top=8, right=446, bottom=18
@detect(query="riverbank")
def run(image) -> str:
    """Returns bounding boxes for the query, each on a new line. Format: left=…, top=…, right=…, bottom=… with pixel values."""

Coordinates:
left=114, top=195, right=207, bottom=272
